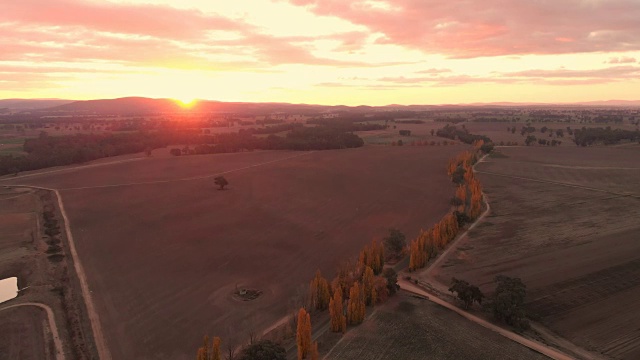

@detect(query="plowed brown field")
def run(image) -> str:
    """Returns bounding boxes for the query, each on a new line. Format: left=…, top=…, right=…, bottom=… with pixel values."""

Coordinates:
left=3, top=145, right=463, bottom=360
left=434, top=146, right=640, bottom=360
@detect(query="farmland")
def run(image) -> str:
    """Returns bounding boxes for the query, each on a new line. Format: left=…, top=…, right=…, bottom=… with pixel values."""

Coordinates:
left=430, top=145, right=640, bottom=360
left=0, top=306, right=49, bottom=360
left=0, top=186, right=96, bottom=359
left=325, top=292, right=548, bottom=360
left=2, top=145, right=464, bottom=360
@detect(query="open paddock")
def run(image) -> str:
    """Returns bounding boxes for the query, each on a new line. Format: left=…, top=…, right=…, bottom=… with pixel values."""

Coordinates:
left=432, top=146, right=640, bottom=359
left=3, top=145, right=464, bottom=359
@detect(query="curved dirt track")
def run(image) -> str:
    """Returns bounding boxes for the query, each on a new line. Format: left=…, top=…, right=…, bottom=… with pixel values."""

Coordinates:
left=407, top=154, right=585, bottom=360
left=0, top=302, right=65, bottom=360
left=417, top=153, right=611, bottom=360
left=397, top=280, right=573, bottom=360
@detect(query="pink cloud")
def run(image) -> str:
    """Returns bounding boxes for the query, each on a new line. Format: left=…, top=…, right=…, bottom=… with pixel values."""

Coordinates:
left=373, top=65, right=639, bottom=87
left=503, top=66, right=640, bottom=78
left=415, top=68, right=452, bottom=75
left=1, top=0, right=248, bottom=41
left=607, top=56, right=637, bottom=64
left=1, top=1, right=403, bottom=70
left=288, top=0, right=640, bottom=57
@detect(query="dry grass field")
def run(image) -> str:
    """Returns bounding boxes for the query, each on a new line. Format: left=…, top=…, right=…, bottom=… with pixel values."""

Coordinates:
left=3, top=145, right=464, bottom=360
left=433, top=145, right=640, bottom=360
left=0, top=306, right=49, bottom=360
left=325, top=292, right=548, bottom=360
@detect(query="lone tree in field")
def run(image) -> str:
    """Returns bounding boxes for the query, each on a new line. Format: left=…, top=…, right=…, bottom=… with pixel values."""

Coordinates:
left=214, top=176, right=229, bottom=190
left=448, top=278, right=484, bottom=309
left=491, top=275, right=529, bottom=330
left=383, top=228, right=406, bottom=260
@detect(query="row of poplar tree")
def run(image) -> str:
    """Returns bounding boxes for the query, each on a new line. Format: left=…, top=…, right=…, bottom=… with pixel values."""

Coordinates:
left=409, top=140, right=487, bottom=271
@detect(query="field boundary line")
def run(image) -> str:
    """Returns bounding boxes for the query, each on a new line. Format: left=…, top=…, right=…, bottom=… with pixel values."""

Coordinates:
left=0, top=157, right=145, bottom=183
left=59, top=151, right=316, bottom=191
left=4, top=185, right=111, bottom=360
left=0, top=302, right=65, bottom=360
left=476, top=170, right=640, bottom=199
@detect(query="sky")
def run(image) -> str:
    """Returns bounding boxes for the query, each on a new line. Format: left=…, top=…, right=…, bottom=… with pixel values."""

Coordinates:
left=2, top=0, right=640, bottom=105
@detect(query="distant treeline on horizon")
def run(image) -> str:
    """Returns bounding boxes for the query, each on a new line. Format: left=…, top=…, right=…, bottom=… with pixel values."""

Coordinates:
left=0, top=124, right=372, bottom=176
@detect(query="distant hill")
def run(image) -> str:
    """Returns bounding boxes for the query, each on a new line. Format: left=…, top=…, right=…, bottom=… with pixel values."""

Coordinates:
left=0, top=99, right=75, bottom=111
left=48, top=97, right=184, bottom=114
left=3, top=97, right=640, bottom=116
left=43, top=97, right=352, bottom=116
left=573, top=100, right=640, bottom=106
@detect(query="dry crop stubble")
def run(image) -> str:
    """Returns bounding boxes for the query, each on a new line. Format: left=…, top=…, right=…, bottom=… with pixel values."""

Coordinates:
left=3, top=145, right=464, bottom=359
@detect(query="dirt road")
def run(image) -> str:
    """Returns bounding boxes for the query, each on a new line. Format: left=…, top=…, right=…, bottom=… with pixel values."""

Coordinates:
left=397, top=279, right=573, bottom=360
left=8, top=186, right=112, bottom=360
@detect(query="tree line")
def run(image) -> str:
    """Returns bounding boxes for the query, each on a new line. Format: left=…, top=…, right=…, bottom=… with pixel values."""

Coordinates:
left=198, top=234, right=400, bottom=360
left=409, top=140, right=488, bottom=271
left=573, top=127, right=640, bottom=146
left=436, top=124, right=494, bottom=152
left=0, top=126, right=367, bottom=176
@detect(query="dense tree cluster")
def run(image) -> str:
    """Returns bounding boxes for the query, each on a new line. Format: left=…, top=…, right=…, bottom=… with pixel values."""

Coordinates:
left=448, top=278, right=484, bottom=309
left=491, top=275, right=529, bottom=330
left=436, top=124, right=492, bottom=145
left=306, top=114, right=394, bottom=125
left=573, top=127, right=640, bottom=146
left=0, top=126, right=366, bottom=176
left=396, top=120, right=425, bottom=124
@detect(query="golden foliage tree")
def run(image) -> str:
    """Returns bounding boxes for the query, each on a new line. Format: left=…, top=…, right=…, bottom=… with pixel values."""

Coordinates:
left=196, top=336, right=221, bottom=360
left=346, top=282, right=366, bottom=325
left=358, top=240, right=385, bottom=275
left=310, top=270, right=331, bottom=311
left=296, top=308, right=312, bottom=360
left=310, top=341, right=319, bottom=360
left=361, top=266, right=377, bottom=306
left=332, top=260, right=357, bottom=301
left=329, top=289, right=346, bottom=333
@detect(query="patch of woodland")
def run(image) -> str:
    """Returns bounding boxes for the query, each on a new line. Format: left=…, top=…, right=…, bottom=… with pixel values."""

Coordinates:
left=573, top=127, right=640, bottom=146
left=0, top=124, right=369, bottom=176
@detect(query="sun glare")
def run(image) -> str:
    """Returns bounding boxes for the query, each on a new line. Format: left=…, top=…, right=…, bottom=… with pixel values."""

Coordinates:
left=175, top=98, right=197, bottom=108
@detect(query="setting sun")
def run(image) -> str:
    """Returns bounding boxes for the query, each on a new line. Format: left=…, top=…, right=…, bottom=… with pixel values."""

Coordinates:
left=175, top=98, right=197, bottom=108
